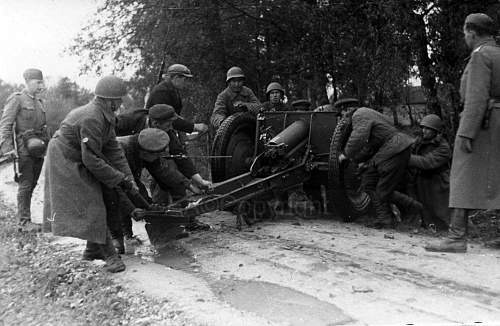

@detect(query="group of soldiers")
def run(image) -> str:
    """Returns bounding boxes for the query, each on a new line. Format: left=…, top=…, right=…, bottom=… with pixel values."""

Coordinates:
left=0, top=12, right=499, bottom=273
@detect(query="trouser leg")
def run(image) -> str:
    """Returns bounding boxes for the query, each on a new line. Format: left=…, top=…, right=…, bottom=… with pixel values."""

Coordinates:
left=17, top=155, right=43, bottom=222
left=448, top=208, right=468, bottom=240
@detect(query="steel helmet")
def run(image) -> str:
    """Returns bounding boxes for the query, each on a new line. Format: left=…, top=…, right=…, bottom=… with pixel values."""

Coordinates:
left=266, top=82, right=284, bottom=95
left=226, top=66, right=245, bottom=82
left=94, top=76, right=127, bottom=99
left=166, top=64, right=193, bottom=78
left=420, top=114, right=443, bottom=131
left=26, top=137, right=47, bottom=158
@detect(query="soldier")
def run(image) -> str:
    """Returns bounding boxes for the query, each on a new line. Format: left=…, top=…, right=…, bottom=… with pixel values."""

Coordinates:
left=261, top=82, right=289, bottom=112
left=426, top=13, right=500, bottom=252
left=110, top=128, right=191, bottom=253
left=408, top=114, right=451, bottom=231
left=339, top=107, right=419, bottom=228
left=116, top=64, right=208, bottom=136
left=148, top=104, right=211, bottom=203
left=210, top=66, right=261, bottom=129
left=44, top=76, right=136, bottom=273
left=0, top=68, right=48, bottom=232
left=144, top=63, right=208, bottom=134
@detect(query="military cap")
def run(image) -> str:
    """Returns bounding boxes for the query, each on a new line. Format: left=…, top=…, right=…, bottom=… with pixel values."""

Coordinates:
left=465, top=13, right=495, bottom=32
left=138, top=128, right=170, bottom=152
left=166, top=64, right=193, bottom=78
left=148, top=104, right=178, bottom=121
left=23, top=68, right=43, bottom=81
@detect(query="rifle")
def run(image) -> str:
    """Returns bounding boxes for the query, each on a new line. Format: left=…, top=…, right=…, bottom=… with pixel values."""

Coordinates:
left=12, top=125, right=20, bottom=182
left=156, top=41, right=169, bottom=84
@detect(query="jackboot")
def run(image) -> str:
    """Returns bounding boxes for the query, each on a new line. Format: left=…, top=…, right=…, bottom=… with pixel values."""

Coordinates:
left=82, top=241, right=105, bottom=261
left=101, top=231, right=125, bottom=273
left=425, top=208, right=467, bottom=253
left=366, top=194, right=395, bottom=229
left=112, top=237, right=125, bottom=255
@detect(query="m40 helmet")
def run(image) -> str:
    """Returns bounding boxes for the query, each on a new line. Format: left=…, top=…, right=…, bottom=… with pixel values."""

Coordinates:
left=94, top=76, right=127, bottom=99
left=420, top=114, right=443, bottom=131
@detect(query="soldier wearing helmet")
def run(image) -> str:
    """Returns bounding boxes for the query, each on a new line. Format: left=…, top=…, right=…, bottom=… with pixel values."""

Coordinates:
left=0, top=68, right=48, bottom=232
left=407, top=114, right=451, bottom=231
left=210, top=66, right=261, bottom=129
left=141, top=63, right=208, bottom=135
left=261, top=82, right=290, bottom=112
left=44, top=75, right=135, bottom=273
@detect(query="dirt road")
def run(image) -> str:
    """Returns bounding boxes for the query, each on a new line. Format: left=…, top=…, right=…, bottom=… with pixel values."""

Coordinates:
left=1, top=164, right=500, bottom=325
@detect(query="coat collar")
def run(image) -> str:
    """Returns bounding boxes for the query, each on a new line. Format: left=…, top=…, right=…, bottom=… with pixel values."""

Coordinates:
left=225, top=86, right=252, bottom=100
left=94, top=98, right=116, bottom=125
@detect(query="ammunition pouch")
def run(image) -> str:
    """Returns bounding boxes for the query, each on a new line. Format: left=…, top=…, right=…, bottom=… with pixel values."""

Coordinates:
left=22, top=129, right=48, bottom=158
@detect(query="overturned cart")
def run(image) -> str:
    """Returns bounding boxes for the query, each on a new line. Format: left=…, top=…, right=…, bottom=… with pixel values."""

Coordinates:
left=140, top=107, right=372, bottom=240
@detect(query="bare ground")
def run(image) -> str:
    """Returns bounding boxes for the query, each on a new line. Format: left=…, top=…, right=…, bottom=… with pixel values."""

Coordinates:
left=1, top=165, right=500, bottom=326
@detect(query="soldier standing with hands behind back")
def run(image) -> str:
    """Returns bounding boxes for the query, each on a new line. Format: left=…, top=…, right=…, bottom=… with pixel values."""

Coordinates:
left=426, top=13, right=500, bottom=252
left=0, top=69, right=48, bottom=232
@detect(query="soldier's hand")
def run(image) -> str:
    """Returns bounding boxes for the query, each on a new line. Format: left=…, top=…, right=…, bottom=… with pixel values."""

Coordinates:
left=119, top=176, right=139, bottom=193
left=130, top=208, right=145, bottom=221
left=458, top=136, right=473, bottom=153
left=338, top=153, right=348, bottom=163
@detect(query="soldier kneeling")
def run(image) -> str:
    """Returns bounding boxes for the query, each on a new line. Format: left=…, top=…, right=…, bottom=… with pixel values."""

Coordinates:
left=408, top=114, right=451, bottom=231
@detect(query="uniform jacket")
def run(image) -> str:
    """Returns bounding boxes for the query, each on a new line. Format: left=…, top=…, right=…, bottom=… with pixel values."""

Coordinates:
left=261, top=101, right=290, bottom=112
left=117, top=134, right=189, bottom=190
left=145, top=79, right=194, bottom=133
left=43, top=98, right=133, bottom=244
left=167, top=129, right=197, bottom=178
left=409, top=135, right=451, bottom=227
left=450, top=40, right=500, bottom=209
left=344, top=107, right=414, bottom=165
left=0, top=89, right=46, bottom=156
left=210, top=86, right=261, bottom=128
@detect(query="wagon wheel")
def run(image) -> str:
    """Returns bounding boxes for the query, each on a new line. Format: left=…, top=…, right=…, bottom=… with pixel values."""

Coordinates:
left=211, top=112, right=256, bottom=182
left=328, top=115, right=371, bottom=222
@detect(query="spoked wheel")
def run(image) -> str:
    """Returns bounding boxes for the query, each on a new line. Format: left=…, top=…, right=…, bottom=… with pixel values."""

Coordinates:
left=211, top=112, right=256, bottom=182
left=328, top=115, right=371, bottom=221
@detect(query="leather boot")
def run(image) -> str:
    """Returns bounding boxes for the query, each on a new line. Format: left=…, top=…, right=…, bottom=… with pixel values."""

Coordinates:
left=425, top=208, right=467, bottom=253
left=366, top=194, right=395, bottom=229
left=82, top=241, right=105, bottom=261
left=112, top=237, right=125, bottom=255
left=101, top=231, right=125, bottom=273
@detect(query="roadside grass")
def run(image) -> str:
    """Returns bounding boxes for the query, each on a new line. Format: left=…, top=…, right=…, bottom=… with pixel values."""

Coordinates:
left=0, top=201, right=185, bottom=326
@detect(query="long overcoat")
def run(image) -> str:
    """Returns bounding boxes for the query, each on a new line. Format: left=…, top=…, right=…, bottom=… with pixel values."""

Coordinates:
left=43, top=98, right=132, bottom=244
left=409, top=135, right=451, bottom=227
left=450, top=40, right=500, bottom=209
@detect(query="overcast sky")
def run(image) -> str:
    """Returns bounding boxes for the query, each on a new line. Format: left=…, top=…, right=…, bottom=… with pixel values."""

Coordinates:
left=0, top=0, right=105, bottom=89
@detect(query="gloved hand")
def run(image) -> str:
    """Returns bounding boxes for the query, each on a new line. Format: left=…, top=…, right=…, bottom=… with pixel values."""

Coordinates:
left=118, top=175, right=139, bottom=194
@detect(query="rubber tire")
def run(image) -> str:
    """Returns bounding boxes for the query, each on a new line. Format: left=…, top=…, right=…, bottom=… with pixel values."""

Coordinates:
left=328, top=116, right=371, bottom=222
left=211, top=112, right=256, bottom=182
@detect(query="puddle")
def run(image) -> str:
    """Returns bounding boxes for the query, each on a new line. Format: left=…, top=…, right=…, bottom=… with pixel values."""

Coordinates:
left=212, top=279, right=354, bottom=325
left=154, top=244, right=196, bottom=271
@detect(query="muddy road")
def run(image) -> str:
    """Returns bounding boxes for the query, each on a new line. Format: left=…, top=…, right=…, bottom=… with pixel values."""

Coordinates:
left=1, top=165, right=500, bottom=325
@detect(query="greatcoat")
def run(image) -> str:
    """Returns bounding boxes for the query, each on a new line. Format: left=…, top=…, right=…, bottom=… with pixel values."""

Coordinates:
left=43, top=98, right=133, bottom=244
left=450, top=40, right=500, bottom=209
